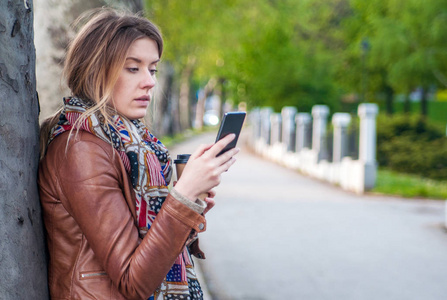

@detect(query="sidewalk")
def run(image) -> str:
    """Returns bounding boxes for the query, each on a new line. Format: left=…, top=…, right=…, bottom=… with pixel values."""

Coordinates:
left=194, top=259, right=212, bottom=300
left=170, top=131, right=447, bottom=300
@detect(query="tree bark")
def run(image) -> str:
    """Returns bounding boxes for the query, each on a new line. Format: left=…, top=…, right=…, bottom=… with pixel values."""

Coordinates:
left=0, top=1, right=49, bottom=299
left=178, top=56, right=197, bottom=131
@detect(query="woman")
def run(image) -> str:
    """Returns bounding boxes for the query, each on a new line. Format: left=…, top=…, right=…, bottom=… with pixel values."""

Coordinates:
left=38, top=8, right=238, bottom=300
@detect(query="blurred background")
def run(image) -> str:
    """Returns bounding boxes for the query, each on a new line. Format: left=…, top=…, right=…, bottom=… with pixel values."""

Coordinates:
left=35, top=0, right=446, bottom=197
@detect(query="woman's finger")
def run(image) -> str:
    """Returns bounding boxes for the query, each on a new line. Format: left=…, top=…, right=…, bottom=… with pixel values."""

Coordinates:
left=207, top=134, right=236, bottom=157
left=215, top=147, right=240, bottom=166
left=207, top=189, right=216, bottom=199
left=190, top=143, right=214, bottom=159
left=203, top=197, right=216, bottom=215
left=215, top=156, right=237, bottom=174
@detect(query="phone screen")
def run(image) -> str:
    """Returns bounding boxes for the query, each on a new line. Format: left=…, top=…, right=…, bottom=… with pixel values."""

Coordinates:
left=215, top=111, right=246, bottom=156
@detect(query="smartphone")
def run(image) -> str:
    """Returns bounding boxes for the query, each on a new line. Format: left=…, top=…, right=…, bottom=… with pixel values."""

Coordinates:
left=215, top=111, right=246, bottom=156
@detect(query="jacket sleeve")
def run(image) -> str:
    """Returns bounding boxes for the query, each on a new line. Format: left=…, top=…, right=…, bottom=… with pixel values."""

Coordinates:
left=56, top=138, right=206, bottom=300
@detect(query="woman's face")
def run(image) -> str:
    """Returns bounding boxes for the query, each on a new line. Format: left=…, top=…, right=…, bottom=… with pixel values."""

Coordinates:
left=111, top=37, right=159, bottom=120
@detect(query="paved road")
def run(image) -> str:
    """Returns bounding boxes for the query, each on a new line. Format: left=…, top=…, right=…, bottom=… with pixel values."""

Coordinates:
left=170, top=131, right=447, bottom=300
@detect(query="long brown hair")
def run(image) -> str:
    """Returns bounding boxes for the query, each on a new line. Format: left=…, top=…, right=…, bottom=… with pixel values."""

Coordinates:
left=39, top=8, right=163, bottom=159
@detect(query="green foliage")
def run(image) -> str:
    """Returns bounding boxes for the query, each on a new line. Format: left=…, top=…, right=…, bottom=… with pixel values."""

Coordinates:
left=377, top=100, right=447, bottom=125
left=376, top=114, right=447, bottom=180
left=380, top=135, right=447, bottom=180
left=146, top=0, right=344, bottom=111
left=338, top=0, right=447, bottom=114
left=146, top=0, right=447, bottom=116
left=228, top=3, right=341, bottom=112
left=427, top=101, right=447, bottom=125
left=373, top=168, right=447, bottom=199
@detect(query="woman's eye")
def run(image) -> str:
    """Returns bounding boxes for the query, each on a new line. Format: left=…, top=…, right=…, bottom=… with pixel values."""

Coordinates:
left=127, top=67, right=139, bottom=73
left=150, top=69, right=158, bottom=76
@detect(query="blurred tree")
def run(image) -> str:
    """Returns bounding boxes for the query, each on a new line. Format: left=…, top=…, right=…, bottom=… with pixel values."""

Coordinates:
left=338, top=0, right=397, bottom=113
left=147, top=0, right=234, bottom=129
left=146, top=0, right=344, bottom=121
left=209, top=0, right=347, bottom=112
left=342, top=0, right=447, bottom=116
left=147, top=0, right=447, bottom=122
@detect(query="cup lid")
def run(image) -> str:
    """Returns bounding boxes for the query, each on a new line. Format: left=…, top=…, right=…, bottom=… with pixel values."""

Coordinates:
left=174, top=154, right=191, bottom=164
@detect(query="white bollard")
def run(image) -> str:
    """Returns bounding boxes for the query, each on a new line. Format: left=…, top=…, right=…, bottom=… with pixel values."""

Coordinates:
left=250, top=108, right=261, bottom=140
left=312, top=105, right=330, bottom=161
left=270, top=113, right=282, bottom=145
left=358, top=103, right=379, bottom=165
left=332, top=113, right=352, bottom=163
left=281, top=106, right=297, bottom=152
left=296, top=113, right=312, bottom=152
left=260, top=107, right=273, bottom=145
left=358, top=103, right=379, bottom=190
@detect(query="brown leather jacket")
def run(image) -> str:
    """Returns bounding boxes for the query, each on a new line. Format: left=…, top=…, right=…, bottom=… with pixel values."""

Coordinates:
left=38, top=131, right=206, bottom=300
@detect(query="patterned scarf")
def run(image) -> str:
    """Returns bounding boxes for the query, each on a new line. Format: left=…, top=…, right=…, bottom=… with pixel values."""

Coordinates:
left=49, top=97, right=203, bottom=300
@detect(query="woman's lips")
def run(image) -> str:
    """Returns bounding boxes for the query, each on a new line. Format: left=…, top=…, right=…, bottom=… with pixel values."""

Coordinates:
left=135, top=95, right=150, bottom=106
left=135, top=95, right=150, bottom=101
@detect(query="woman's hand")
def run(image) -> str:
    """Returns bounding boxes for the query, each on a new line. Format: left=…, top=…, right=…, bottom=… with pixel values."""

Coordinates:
left=203, top=189, right=216, bottom=215
left=174, top=134, right=239, bottom=202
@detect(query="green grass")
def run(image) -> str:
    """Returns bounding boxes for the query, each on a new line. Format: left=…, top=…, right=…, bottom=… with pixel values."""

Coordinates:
left=160, top=131, right=192, bottom=148
left=372, top=168, right=447, bottom=200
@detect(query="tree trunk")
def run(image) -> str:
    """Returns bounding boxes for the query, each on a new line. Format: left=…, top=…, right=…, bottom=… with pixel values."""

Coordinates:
left=152, top=63, right=176, bottom=136
left=384, top=84, right=394, bottom=115
left=420, top=86, right=428, bottom=117
left=178, top=56, right=196, bottom=131
left=194, top=78, right=217, bottom=130
left=179, top=68, right=192, bottom=131
left=0, top=1, right=49, bottom=299
left=215, top=78, right=226, bottom=120
left=404, top=93, right=411, bottom=114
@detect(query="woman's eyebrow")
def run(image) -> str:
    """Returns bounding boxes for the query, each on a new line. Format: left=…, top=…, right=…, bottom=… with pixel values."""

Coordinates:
left=126, top=57, right=142, bottom=63
left=126, top=57, right=160, bottom=64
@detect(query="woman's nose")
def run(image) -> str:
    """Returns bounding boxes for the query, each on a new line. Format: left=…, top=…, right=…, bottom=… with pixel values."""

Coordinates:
left=141, top=70, right=156, bottom=89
